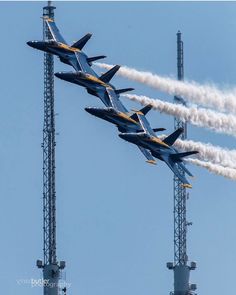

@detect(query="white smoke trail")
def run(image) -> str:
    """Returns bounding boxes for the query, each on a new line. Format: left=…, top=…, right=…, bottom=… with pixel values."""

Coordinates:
left=124, top=93, right=236, bottom=137
left=187, top=158, right=236, bottom=181
left=95, top=62, right=236, bottom=114
left=166, top=138, right=236, bottom=169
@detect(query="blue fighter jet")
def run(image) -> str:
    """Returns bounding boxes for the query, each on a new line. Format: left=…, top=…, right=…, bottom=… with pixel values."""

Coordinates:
left=27, top=17, right=106, bottom=72
left=55, top=69, right=165, bottom=163
left=55, top=65, right=134, bottom=106
left=86, top=104, right=166, bottom=164
left=119, top=111, right=198, bottom=188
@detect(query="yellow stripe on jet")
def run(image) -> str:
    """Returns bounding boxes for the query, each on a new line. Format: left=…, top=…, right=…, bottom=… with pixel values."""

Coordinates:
left=58, top=43, right=81, bottom=52
left=85, top=75, right=109, bottom=87
left=149, top=136, right=169, bottom=147
left=117, top=112, right=139, bottom=124
left=146, top=160, right=157, bottom=165
left=131, top=109, right=144, bottom=115
left=46, top=18, right=54, bottom=22
left=42, top=16, right=52, bottom=21
left=182, top=183, right=192, bottom=189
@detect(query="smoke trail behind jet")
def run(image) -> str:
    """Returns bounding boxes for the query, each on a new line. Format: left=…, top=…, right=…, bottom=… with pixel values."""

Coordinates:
left=95, top=62, right=236, bottom=114
left=187, top=158, right=236, bottom=181
left=124, top=93, right=236, bottom=137
left=163, top=137, right=236, bottom=169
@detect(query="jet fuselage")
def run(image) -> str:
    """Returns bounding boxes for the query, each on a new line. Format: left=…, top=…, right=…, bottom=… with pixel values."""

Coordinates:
left=84, top=107, right=140, bottom=132
left=55, top=71, right=111, bottom=94
left=119, top=132, right=177, bottom=162
left=27, top=40, right=84, bottom=67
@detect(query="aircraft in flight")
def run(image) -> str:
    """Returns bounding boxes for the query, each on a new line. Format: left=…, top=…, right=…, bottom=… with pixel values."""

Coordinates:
left=27, top=17, right=106, bottom=72
left=55, top=68, right=165, bottom=163
left=55, top=65, right=134, bottom=106
left=86, top=104, right=166, bottom=164
left=118, top=110, right=198, bottom=188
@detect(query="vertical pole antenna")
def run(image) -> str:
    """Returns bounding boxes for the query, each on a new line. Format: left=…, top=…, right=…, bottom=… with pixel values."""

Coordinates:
left=167, top=31, right=197, bottom=295
left=36, top=2, right=66, bottom=295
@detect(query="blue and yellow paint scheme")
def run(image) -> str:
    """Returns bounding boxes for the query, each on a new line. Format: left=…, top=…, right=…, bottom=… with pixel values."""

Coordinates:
left=119, top=112, right=198, bottom=188
left=55, top=66, right=167, bottom=163
left=27, top=17, right=106, bottom=73
left=27, top=18, right=167, bottom=165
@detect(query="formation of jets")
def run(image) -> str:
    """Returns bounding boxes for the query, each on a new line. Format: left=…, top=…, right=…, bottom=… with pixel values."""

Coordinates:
left=27, top=17, right=198, bottom=188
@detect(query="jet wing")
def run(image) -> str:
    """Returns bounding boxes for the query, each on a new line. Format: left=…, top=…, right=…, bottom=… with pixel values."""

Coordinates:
left=137, top=113, right=156, bottom=137
left=177, top=161, right=194, bottom=177
left=45, top=18, right=67, bottom=44
left=106, top=88, right=128, bottom=113
left=138, top=146, right=156, bottom=165
left=74, top=52, right=99, bottom=77
left=161, top=154, right=192, bottom=188
left=95, top=89, right=113, bottom=107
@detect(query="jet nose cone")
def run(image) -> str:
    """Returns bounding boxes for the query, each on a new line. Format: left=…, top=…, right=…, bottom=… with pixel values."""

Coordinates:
left=27, top=40, right=41, bottom=49
left=84, top=107, right=103, bottom=116
left=55, top=72, right=74, bottom=81
left=55, top=72, right=69, bottom=79
left=54, top=72, right=63, bottom=79
left=118, top=133, right=127, bottom=140
left=84, top=107, right=94, bottom=115
left=27, top=41, right=34, bottom=48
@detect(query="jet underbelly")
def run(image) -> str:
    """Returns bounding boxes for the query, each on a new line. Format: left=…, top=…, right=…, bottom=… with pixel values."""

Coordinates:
left=106, top=114, right=137, bottom=129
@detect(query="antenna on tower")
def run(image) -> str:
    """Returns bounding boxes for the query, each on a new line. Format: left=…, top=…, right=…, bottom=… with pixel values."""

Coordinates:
left=36, top=2, right=66, bottom=295
left=166, top=31, right=197, bottom=295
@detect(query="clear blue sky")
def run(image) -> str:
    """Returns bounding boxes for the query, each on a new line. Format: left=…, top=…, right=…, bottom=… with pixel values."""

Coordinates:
left=1, top=1, right=236, bottom=295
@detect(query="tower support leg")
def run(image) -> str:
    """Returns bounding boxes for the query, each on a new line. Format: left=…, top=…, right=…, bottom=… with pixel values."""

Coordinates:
left=43, top=264, right=60, bottom=295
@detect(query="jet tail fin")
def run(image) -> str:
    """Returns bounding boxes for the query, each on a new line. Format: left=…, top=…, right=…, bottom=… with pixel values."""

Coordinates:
left=129, top=104, right=153, bottom=122
left=87, top=55, right=106, bottom=64
left=71, top=33, right=92, bottom=50
left=163, top=128, right=184, bottom=146
left=170, top=151, right=199, bottom=162
left=115, top=88, right=134, bottom=95
left=44, top=17, right=67, bottom=44
left=99, top=65, right=120, bottom=83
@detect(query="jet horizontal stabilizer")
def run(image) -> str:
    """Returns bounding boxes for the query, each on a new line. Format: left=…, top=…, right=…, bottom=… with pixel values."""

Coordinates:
left=71, top=33, right=92, bottom=50
left=163, top=127, right=184, bottom=146
left=136, top=127, right=165, bottom=133
left=129, top=104, right=153, bottom=122
left=153, top=128, right=166, bottom=132
left=87, top=55, right=106, bottom=64
left=99, top=65, right=120, bottom=83
left=115, top=88, right=134, bottom=95
left=170, top=151, right=198, bottom=162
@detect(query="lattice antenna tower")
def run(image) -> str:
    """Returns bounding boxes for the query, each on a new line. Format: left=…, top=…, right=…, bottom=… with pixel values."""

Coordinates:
left=36, top=2, right=66, bottom=295
left=167, top=31, right=197, bottom=295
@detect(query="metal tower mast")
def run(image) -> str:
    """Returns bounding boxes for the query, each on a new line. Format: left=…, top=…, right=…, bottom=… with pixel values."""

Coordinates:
left=167, top=31, right=196, bottom=295
left=36, top=2, right=65, bottom=295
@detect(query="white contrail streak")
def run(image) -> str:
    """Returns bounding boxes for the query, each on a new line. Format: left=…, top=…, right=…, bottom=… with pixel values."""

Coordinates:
left=187, top=158, right=236, bottom=181
left=172, top=139, right=236, bottom=170
left=95, top=62, right=236, bottom=114
left=124, top=93, right=236, bottom=137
